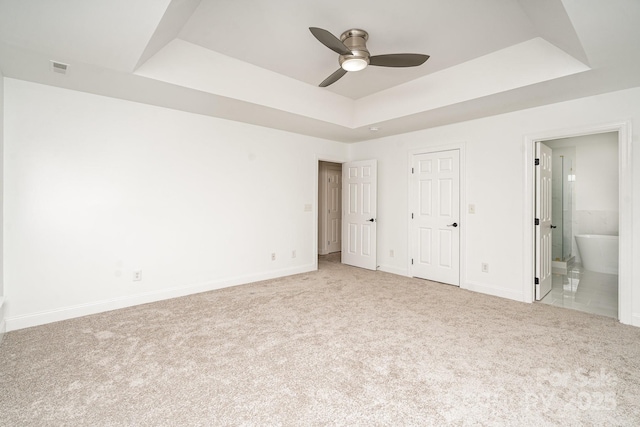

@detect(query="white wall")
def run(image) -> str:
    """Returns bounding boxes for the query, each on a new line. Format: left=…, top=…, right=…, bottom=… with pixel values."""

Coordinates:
left=0, top=71, right=5, bottom=342
left=4, top=78, right=640, bottom=330
left=3, top=79, right=347, bottom=330
left=349, top=87, right=640, bottom=325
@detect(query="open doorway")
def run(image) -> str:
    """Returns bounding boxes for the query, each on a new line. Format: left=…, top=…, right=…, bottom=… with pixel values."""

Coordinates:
left=318, top=161, right=342, bottom=256
left=525, top=121, right=632, bottom=324
left=316, top=159, right=379, bottom=271
left=535, top=133, right=619, bottom=318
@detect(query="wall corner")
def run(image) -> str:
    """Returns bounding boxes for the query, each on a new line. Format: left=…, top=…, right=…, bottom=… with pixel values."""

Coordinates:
left=0, top=70, right=5, bottom=344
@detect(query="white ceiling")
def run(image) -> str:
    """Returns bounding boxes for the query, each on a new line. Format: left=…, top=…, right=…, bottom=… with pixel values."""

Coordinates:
left=1, top=0, right=639, bottom=142
left=177, top=0, right=541, bottom=99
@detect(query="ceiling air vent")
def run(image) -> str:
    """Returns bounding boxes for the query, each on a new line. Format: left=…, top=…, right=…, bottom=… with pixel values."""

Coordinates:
left=50, top=60, right=69, bottom=74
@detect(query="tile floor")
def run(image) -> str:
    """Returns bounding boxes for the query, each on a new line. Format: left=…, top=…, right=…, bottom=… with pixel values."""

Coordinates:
left=540, top=263, right=618, bottom=318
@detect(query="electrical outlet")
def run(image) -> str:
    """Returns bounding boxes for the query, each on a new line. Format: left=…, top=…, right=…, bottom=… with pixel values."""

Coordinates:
left=481, top=263, right=489, bottom=273
left=469, top=204, right=476, bottom=214
left=271, top=253, right=276, bottom=261
left=390, top=250, right=395, bottom=258
left=292, top=250, right=296, bottom=259
left=133, top=270, right=142, bottom=281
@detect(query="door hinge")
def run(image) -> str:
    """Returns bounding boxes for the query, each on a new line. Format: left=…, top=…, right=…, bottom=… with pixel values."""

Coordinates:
left=535, top=218, right=540, bottom=226
left=411, top=167, right=414, bottom=174
left=328, top=240, right=330, bottom=246
left=535, top=158, right=540, bottom=166
left=411, top=259, right=414, bottom=265
left=411, top=213, right=414, bottom=219
left=535, top=277, right=539, bottom=285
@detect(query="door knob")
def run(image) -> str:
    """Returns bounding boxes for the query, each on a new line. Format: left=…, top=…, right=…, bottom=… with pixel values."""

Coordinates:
left=550, top=225, right=557, bottom=229
left=447, top=222, right=458, bottom=227
left=367, top=218, right=376, bottom=222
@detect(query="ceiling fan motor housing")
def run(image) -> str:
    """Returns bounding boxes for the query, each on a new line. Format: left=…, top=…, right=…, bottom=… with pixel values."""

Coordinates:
left=309, top=26, right=429, bottom=86
left=339, top=29, right=370, bottom=70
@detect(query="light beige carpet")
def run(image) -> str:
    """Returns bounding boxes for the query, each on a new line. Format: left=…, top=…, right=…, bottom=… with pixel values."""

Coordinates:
left=1, top=254, right=639, bottom=425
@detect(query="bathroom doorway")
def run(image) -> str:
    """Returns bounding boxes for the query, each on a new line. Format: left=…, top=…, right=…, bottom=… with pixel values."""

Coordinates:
left=524, top=121, right=632, bottom=324
left=537, top=132, right=619, bottom=318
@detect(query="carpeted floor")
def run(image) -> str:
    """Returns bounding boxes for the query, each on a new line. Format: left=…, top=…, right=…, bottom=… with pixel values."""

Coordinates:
left=1, top=254, right=639, bottom=425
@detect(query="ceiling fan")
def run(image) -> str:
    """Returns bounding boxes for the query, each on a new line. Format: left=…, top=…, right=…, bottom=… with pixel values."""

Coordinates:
left=309, top=27, right=430, bottom=87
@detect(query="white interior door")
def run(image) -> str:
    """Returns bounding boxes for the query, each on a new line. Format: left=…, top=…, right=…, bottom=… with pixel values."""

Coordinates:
left=411, top=150, right=460, bottom=285
left=327, top=166, right=342, bottom=253
left=535, top=142, right=553, bottom=300
left=342, top=159, right=377, bottom=270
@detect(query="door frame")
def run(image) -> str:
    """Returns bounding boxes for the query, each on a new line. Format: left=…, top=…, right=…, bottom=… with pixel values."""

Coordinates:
left=407, top=143, right=467, bottom=288
left=314, top=155, right=347, bottom=270
left=522, top=121, right=633, bottom=324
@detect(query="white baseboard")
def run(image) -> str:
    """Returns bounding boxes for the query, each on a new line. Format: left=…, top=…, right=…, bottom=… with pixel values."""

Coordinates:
left=631, top=313, right=640, bottom=328
left=380, top=271, right=526, bottom=303
left=464, top=280, right=525, bottom=303
left=6, top=264, right=315, bottom=332
left=377, top=264, right=410, bottom=277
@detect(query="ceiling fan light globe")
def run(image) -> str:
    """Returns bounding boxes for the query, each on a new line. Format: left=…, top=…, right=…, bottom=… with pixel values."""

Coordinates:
left=341, top=57, right=368, bottom=72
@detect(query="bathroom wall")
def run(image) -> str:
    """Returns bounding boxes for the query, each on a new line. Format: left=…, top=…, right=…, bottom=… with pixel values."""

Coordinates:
left=575, top=133, right=620, bottom=236
left=546, top=132, right=619, bottom=263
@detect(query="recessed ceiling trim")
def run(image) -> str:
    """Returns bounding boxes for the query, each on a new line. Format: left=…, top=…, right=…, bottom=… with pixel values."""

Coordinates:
left=354, top=38, right=591, bottom=127
left=134, top=39, right=354, bottom=128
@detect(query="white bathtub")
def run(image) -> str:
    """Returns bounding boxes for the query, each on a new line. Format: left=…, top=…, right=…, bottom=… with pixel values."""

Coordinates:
left=575, top=234, right=619, bottom=275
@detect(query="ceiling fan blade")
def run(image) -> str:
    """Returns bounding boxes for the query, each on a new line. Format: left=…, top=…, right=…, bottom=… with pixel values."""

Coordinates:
left=369, top=54, right=430, bottom=67
left=309, top=27, right=352, bottom=55
left=319, top=68, right=348, bottom=87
